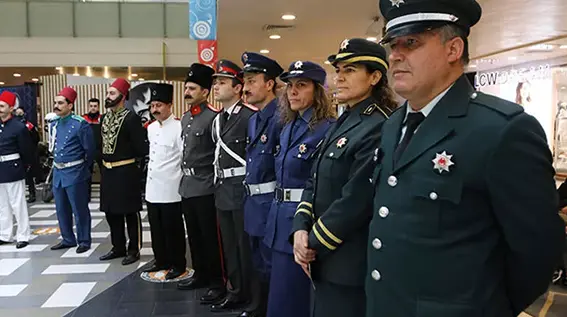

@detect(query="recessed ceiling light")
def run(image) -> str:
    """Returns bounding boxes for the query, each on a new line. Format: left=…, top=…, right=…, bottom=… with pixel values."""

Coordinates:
left=55, top=67, right=62, bottom=70
left=0, top=82, right=4, bottom=85
left=32, top=78, right=39, bottom=82
left=366, top=37, right=378, bottom=42
left=131, top=73, right=138, bottom=78
left=562, top=86, right=566, bottom=90
left=13, top=73, right=21, bottom=77
left=530, top=44, right=554, bottom=51
left=508, top=56, right=517, bottom=60
left=138, top=78, right=145, bottom=81
left=282, top=14, right=296, bottom=20
left=324, top=61, right=331, bottom=65
left=560, top=45, right=567, bottom=49
left=269, top=34, right=281, bottom=40
left=73, top=73, right=80, bottom=76
left=260, top=49, right=270, bottom=54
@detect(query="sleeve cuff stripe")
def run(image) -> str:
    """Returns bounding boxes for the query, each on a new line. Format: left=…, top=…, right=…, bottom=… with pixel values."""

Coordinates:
left=298, top=202, right=313, bottom=210
left=312, top=226, right=337, bottom=251
left=295, top=208, right=313, bottom=218
left=317, top=219, right=343, bottom=244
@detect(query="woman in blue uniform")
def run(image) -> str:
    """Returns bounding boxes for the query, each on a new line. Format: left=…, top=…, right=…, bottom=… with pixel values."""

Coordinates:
left=263, top=61, right=335, bottom=317
left=290, top=39, right=399, bottom=317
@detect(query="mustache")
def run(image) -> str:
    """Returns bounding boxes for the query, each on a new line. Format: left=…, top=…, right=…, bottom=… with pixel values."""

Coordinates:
left=244, top=91, right=252, bottom=96
left=53, top=107, right=61, bottom=111
left=151, top=111, right=161, bottom=115
left=184, top=94, right=193, bottom=100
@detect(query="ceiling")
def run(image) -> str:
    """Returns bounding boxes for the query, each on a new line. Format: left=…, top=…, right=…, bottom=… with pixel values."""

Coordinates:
left=1, top=0, right=567, bottom=87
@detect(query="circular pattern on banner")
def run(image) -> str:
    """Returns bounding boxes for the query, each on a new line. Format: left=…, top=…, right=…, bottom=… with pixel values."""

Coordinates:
left=193, top=21, right=211, bottom=39
left=196, top=0, right=214, bottom=10
left=140, top=268, right=194, bottom=283
left=200, top=48, right=214, bottom=62
left=33, top=227, right=60, bottom=235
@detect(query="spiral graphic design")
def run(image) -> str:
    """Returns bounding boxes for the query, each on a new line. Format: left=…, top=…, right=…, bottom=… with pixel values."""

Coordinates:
left=196, top=0, right=214, bottom=10
left=200, top=48, right=214, bottom=62
left=193, top=21, right=211, bottom=39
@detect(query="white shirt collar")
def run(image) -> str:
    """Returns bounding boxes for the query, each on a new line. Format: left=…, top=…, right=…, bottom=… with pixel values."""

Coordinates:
left=405, top=84, right=454, bottom=120
left=224, top=100, right=240, bottom=115
left=158, top=113, right=175, bottom=126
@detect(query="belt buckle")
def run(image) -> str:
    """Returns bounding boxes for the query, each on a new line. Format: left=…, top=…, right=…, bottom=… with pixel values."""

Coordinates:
left=217, top=167, right=224, bottom=179
left=284, top=189, right=291, bottom=201
left=275, top=187, right=283, bottom=201
left=243, top=182, right=251, bottom=196
left=228, top=168, right=236, bottom=177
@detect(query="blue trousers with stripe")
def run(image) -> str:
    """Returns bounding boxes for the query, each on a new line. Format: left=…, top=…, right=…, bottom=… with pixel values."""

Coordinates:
left=53, top=181, right=91, bottom=247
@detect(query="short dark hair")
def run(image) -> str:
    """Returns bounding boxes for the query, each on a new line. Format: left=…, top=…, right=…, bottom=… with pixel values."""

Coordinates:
left=436, top=24, right=470, bottom=65
left=88, top=98, right=100, bottom=104
left=231, top=78, right=244, bottom=96
left=262, top=73, right=278, bottom=94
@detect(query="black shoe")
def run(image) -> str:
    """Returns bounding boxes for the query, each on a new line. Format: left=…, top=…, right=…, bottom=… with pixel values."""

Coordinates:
left=200, top=287, right=226, bottom=305
left=0, top=240, right=10, bottom=245
left=51, top=242, right=76, bottom=250
left=142, top=264, right=169, bottom=273
left=122, top=253, right=140, bottom=266
left=165, top=268, right=185, bottom=280
left=16, top=241, right=29, bottom=249
left=99, top=250, right=126, bottom=261
left=76, top=245, right=90, bottom=254
left=239, top=310, right=265, bottom=317
left=210, top=294, right=247, bottom=312
left=27, top=194, right=36, bottom=204
left=177, top=276, right=207, bottom=290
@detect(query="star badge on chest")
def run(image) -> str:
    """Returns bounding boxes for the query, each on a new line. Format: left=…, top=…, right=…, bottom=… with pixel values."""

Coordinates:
left=432, top=151, right=454, bottom=173
left=336, top=137, right=348, bottom=148
left=260, top=134, right=268, bottom=143
left=299, top=143, right=307, bottom=154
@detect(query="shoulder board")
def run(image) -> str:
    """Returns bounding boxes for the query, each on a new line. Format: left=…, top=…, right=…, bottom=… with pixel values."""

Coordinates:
left=243, top=103, right=259, bottom=111
left=232, top=105, right=242, bottom=115
left=470, top=92, right=523, bottom=118
left=25, top=122, right=34, bottom=130
left=362, top=103, right=392, bottom=119
left=71, top=114, right=86, bottom=122
left=207, top=104, right=221, bottom=113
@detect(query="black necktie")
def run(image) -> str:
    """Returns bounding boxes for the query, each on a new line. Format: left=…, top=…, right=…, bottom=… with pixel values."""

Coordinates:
left=221, top=111, right=229, bottom=128
left=394, top=112, right=425, bottom=162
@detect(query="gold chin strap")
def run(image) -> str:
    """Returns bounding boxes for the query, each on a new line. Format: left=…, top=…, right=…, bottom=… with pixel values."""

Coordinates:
left=334, top=53, right=389, bottom=71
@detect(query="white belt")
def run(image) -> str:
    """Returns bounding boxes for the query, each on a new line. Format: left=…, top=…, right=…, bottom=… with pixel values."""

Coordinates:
left=245, top=181, right=277, bottom=196
left=53, top=159, right=85, bottom=169
left=0, top=153, right=20, bottom=162
left=274, top=187, right=305, bottom=202
left=218, top=166, right=246, bottom=179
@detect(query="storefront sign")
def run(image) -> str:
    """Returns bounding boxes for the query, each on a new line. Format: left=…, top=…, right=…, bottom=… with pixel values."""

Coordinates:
left=475, top=64, right=552, bottom=88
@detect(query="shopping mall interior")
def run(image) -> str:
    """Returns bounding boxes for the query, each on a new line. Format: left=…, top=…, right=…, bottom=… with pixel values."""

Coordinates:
left=0, top=0, right=566, bottom=316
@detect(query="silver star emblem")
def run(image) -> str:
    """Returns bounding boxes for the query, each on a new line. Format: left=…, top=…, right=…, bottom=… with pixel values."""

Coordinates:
left=390, top=0, right=405, bottom=7
left=294, top=61, right=303, bottom=69
left=243, top=53, right=248, bottom=61
left=432, top=151, right=455, bottom=173
left=340, top=39, right=349, bottom=50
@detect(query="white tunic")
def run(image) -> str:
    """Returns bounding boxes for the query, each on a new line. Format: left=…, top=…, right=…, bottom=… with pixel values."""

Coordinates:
left=145, top=114, right=183, bottom=203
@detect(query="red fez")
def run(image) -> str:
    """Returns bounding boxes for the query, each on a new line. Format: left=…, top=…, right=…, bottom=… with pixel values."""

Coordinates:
left=57, top=87, right=77, bottom=104
left=0, top=91, right=17, bottom=107
left=110, top=78, right=131, bottom=96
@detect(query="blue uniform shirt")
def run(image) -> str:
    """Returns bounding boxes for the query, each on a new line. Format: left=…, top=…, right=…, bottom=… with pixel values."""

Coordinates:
left=51, top=114, right=95, bottom=188
left=264, top=109, right=334, bottom=253
left=244, top=98, right=283, bottom=237
left=0, top=116, right=34, bottom=184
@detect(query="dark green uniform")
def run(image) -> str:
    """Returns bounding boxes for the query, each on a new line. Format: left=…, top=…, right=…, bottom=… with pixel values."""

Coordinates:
left=367, top=75, right=565, bottom=317
left=291, top=96, right=390, bottom=317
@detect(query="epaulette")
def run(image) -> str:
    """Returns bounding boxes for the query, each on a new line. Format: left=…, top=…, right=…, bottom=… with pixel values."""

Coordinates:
left=470, top=91, right=523, bottom=118
left=362, top=103, right=391, bottom=119
left=207, top=104, right=221, bottom=113
left=25, top=122, right=34, bottom=131
left=243, top=103, right=259, bottom=111
left=71, top=114, right=86, bottom=122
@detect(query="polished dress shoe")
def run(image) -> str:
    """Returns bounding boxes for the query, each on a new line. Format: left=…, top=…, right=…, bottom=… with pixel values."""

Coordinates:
left=76, top=245, right=90, bottom=254
left=142, top=264, right=169, bottom=273
left=99, top=250, right=126, bottom=261
left=238, top=310, right=265, bottom=317
left=210, top=294, right=247, bottom=312
left=51, top=242, right=76, bottom=250
left=177, top=276, right=206, bottom=290
left=165, top=268, right=185, bottom=280
left=0, top=240, right=11, bottom=245
left=200, top=287, right=226, bottom=305
left=122, top=253, right=140, bottom=266
left=27, top=194, right=36, bottom=204
left=16, top=241, right=29, bottom=249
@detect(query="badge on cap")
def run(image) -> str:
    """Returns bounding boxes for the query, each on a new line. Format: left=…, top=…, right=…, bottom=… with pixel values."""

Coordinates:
left=243, top=54, right=249, bottom=62
left=152, top=90, right=157, bottom=96
left=261, top=134, right=268, bottom=143
left=294, top=61, right=303, bottom=69
left=336, top=137, right=348, bottom=148
left=432, top=151, right=454, bottom=173
left=299, top=143, right=307, bottom=154
left=390, top=0, right=405, bottom=7
left=340, top=39, right=349, bottom=50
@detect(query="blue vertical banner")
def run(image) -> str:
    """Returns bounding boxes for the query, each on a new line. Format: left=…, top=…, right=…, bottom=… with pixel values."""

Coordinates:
left=189, top=0, right=217, bottom=40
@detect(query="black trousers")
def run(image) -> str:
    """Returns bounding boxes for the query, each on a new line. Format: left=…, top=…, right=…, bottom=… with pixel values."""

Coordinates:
left=146, top=201, right=186, bottom=270
left=217, top=208, right=257, bottom=302
left=105, top=212, right=142, bottom=256
left=25, top=170, right=35, bottom=196
left=312, top=281, right=365, bottom=317
left=182, top=195, right=223, bottom=287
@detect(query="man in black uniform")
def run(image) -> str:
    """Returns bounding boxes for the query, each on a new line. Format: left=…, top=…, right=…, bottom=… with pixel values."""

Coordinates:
left=208, top=60, right=258, bottom=311
left=82, top=98, right=102, bottom=202
left=14, top=108, right=39, bottom=203
left=176, top=63, right=224, bottom=292
left=366, top=1, right=566, bottom=317
left=99, top=78, right=148, bottom=266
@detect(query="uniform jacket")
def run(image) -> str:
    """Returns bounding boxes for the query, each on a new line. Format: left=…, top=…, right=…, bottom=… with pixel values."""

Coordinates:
left=213, top=100, right=257, bottom=211
left=0, top=116, right=34, bottom=184
left=50, top=114, right=95, bottom=188
left=179, top=103, right=220, bottom=199
left=99, top=107, right=148, bottom=214
left=145, top=114, right=183, bottom=204
left=244, top=98, right=284, bottom=237
left=291, top=97, right=391, bottom=286
left=83, top=113, right=102, bottom=164
left=264, top=108, right=334, bottom=254
left=366, top=75, right=565, bottom=317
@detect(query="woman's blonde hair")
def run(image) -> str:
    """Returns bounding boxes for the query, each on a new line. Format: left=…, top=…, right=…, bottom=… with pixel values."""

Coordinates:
left=279, top=81, right=337, bottom=128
